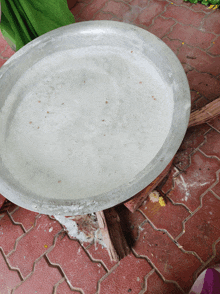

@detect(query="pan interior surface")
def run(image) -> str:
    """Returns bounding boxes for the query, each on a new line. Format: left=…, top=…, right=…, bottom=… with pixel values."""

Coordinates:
left=0, top=48, right=173, bottom=200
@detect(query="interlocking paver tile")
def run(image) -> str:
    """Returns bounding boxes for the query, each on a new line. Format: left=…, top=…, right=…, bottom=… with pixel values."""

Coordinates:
left=79, top=0, right=108, bottom=20
left=0, top=59, right=7, bottom=67
left=162, top=4, right=205, bottom=27
left=191, top=2, right=214, bottom=13
left=168, top=23, right=215, bottom=49
left=148, top=17, right=176, bottom=39
left=133, top=0, right=168, bottom=27
left=71, top=2, right=88, bottom=17
left=212, top=179, right=220, bottom=197
left=133, top=221, right=202, bottom=293
left=182, top=63, right=193, bottom=74
left=86, top=242, right=117, bottom=271
left=192, top=97, right=210, bottom=112
left=187, top=71, right=220, bottom=101
left=208, top=37, right=220, bottom=55
left=208, top=115, right=220, bottom=132
left=99, top=253, right=152, bottom=294
left=162, top=37, right=182, bottom=55
left=14, top=256, right=62, bottom=294
left=8, top=215, right=62, bottom=278
left=201, top=241, right=220, bottom=270
left=169, top=0, right=193, bottom=7
left=0, top=194, right=5, bottom=208
left=178, top=191, right=220, bottom=262
left=203, top=11, right=220, bottom=34
left=145, top=271, right=183, bottom=294
left=178, top=45, right=220, bottom=76
left=56, top=280, right=81, bottom=293
left=129, top=0, right=149, bottom=9
left=47, top=234, right=105, bottom=293
left=93, top=11, right=114, bottom=20
left=191, top=89, right=201, bottom=105
left=173, top=124, right=210, bottom=171
left=168, top=151, right=220, bottom=211
left=139, top=196, right=190, bottom=238
left=0, top=32, right=9, bottom=54
left=199, top=129, right=220, bottom=159
left=0, top=213, right=24, bottom=256
left=102, top=0, right=131, bottom=19
left=0, top=250, right=21, bottom=294
left=1, top=45, right=14, bottom=59
left=11, top=208, right=38, bottom=232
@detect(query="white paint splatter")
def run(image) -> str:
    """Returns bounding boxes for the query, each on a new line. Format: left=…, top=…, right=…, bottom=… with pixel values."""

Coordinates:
left=49, top=227, right=53, bottom=233
left=54, top=215, right=106, bottom=248
left=54, top=215, right=91, bottom=243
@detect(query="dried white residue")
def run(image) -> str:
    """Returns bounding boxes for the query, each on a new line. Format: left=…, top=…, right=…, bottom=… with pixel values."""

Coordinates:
left=54, top=215, right=106, bottom=248
left=54, top=215, right=92, bottom=243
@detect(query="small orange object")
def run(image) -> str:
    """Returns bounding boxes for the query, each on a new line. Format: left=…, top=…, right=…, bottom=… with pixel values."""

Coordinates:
left=38, top=101, right=41, bottom=103
left=47, top=111, right=49, bottom=113
left=44, top=245, right=48, bottom=248
left=29, top=121, right=32, bottom=124
left=139, top=81, right=142, bottom=84
left=58, top=180, right=61, bottom=183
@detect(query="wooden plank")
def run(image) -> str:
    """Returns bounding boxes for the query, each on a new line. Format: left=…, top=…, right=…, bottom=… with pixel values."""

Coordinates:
left=96, top=208, right=130, bottom=261
left=124, top=159, right=173, bottom=213
left=188, top=97, right=220, bottom=128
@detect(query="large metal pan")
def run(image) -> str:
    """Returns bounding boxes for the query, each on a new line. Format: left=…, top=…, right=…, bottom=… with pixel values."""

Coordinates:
left=0, top=21, right=190, bottom=215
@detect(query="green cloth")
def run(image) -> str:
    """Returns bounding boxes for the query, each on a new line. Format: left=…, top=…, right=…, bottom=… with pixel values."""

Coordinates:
left=0, top=0, right=75, bottom=51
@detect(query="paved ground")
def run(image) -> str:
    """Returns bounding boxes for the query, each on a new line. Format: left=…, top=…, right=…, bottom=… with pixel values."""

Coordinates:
left=0, top=0, right=220, bottom=293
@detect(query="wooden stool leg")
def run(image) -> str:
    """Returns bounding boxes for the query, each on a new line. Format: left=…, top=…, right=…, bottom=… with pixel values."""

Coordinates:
left=96, top=208, right=130, bottom=262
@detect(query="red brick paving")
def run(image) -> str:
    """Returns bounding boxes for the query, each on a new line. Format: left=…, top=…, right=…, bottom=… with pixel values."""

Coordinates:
left=133, top=0, right=168, bottom=27
left=14, top=257, right=62, bottom=294
left=208, top=115, right=220, bottom=132
left=7, top=215, right=62, bottom=278
left=200, top=129, right=220, bottom=158
left=168, top=151, right=220, bottom=211
left=148, top=17, right=176, bottom=38
left=208, top=36, right=220, bottom=55
left=187, top=71, right=220, bottom=101
left=139, top=196, right=190, bottom=239
left=0, top=213, right=24, bottom=256
left=178, top=45, right=220, bottom=76
left=168, top=23, right=215, bottom=49
left=162, top=4, right=205, bottom=27
left=10, top=208, right=39, bottom=232
left=133, top=221, right=202, bottom=293
left=99, top=253, right=152, bottom=294
left=1, top=0, right=220, bottom=293
left=145, top=271, right=183, bottom=294
left=173, top=123, right=210, bottom=171
left=0, top=250, right=21, bottom=294
left=47, top=234, right=106, bottom=293
left=177, top=191, right=220, bottom=262
left=56, top=279, right=82, bottom=293
left=203, top=12, right=220, bottom=34
left=0, top=194, right=5, bottom=208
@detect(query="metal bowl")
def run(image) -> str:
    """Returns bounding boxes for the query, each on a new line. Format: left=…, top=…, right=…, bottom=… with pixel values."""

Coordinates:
left=0, top=21, right=190, bottom=215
